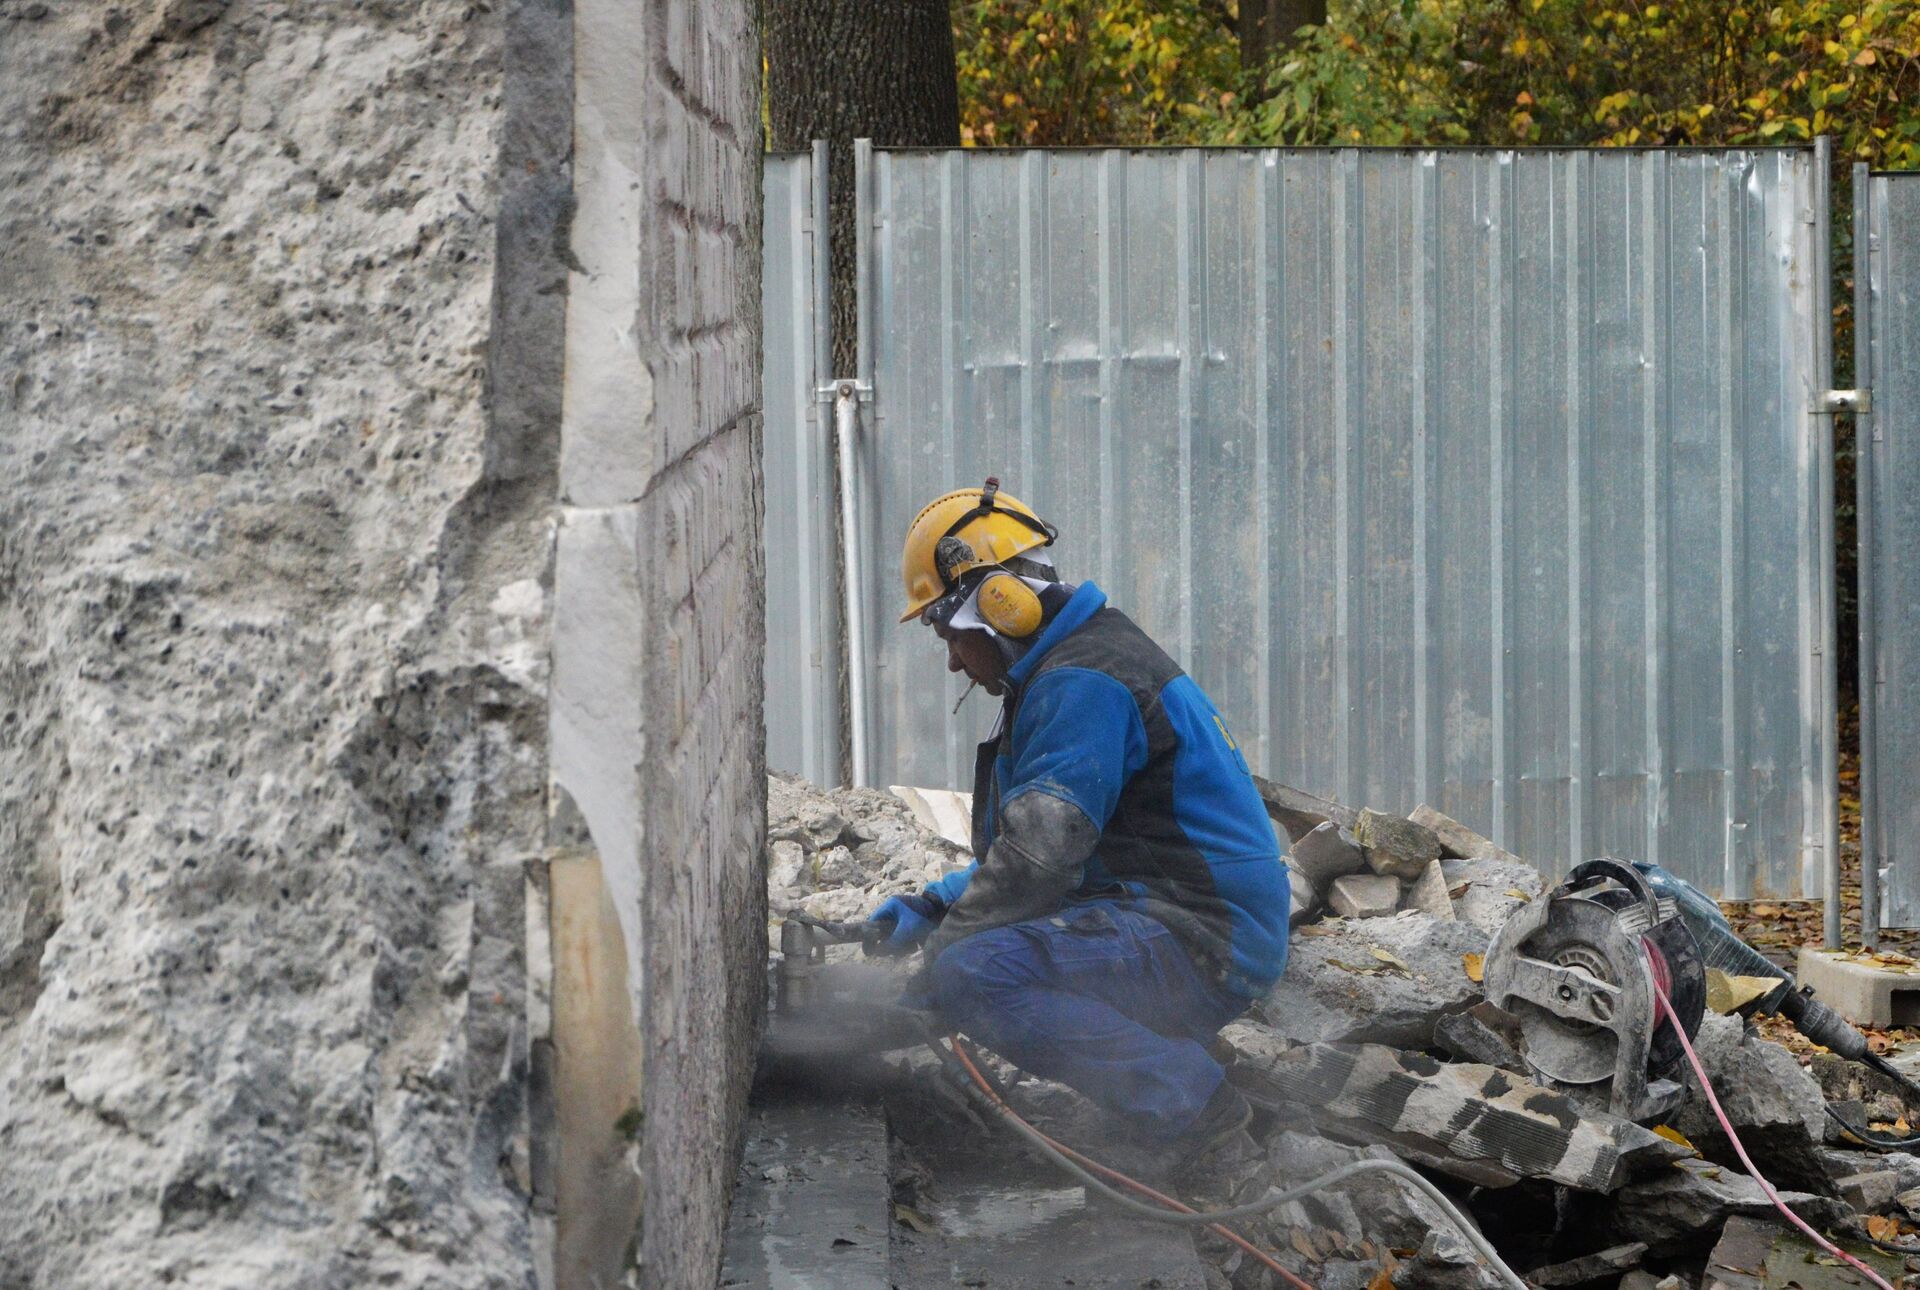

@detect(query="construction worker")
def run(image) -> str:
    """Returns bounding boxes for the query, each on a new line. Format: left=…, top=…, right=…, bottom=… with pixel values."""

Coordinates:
left=867, top=478, right=1289, bottom=1176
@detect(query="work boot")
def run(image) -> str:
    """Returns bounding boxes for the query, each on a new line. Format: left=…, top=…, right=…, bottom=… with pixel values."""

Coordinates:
left=1169, top=1083, right=1270, bottom=1208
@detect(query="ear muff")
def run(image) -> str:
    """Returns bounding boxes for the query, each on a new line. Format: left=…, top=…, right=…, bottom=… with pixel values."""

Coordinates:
left=975, top=573, right=1043, bottom=638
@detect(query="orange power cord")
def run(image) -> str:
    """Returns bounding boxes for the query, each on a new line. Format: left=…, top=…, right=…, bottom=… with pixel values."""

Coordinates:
left=947, top=1035, right=1317, bottom=1290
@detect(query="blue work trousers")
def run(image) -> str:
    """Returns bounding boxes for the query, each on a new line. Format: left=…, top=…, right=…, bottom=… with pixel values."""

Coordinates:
left=927, top=901, right=1246, bottom=1141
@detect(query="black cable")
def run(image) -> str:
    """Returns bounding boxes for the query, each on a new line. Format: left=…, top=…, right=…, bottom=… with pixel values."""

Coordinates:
left=1824, top=1102, right=1920, bottom=1150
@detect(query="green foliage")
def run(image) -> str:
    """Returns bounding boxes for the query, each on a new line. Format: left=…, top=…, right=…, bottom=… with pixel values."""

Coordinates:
left=953, top=0, right=1245, bottom=146
left=1206, top=0, right=1920, bottom=170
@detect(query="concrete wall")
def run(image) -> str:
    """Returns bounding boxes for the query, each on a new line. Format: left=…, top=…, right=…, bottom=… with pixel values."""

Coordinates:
left=0, top=1, right=558, bottom=1285
left=0, top=0, right=764, bottom=1285
left=547, top=0, right=767, bottom=1283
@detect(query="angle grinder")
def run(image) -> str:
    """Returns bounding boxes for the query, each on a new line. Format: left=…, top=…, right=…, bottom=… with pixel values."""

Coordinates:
left=1483, top=859, right=1708, bottom=1121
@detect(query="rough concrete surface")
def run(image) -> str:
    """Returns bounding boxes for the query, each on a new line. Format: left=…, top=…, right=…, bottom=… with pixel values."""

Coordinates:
left=0, top=2, right=556, bottom=1286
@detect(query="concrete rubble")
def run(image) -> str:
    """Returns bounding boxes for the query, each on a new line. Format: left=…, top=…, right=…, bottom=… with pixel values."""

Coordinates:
left=764, top=774, right=1920, bottom=1289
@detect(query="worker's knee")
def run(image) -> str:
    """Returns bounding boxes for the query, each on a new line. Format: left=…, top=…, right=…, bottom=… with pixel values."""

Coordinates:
left=928, top=927, right=1036, bottom=1017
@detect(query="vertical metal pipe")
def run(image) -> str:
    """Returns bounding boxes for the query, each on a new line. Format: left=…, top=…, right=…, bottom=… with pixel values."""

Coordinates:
left=1855, top=162, right=1881, bottom=949
left=836, top=384, right=871, bottom=788
left=811, top=141, right=831, bottom=388
left=1813, top=137, right=1842, bottom=947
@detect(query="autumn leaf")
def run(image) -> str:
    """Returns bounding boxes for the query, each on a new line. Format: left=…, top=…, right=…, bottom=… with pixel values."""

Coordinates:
left=1866, top=1215, right=1902, bottom=1242
left=1652, top=1124, right=1695, bottom=1150
left=1462, top=952, right=1486, bottom=983
left=1372, top=947, right=1413, bottom=972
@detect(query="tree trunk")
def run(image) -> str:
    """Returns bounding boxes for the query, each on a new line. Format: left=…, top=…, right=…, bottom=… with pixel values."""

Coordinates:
left=766, top=0, right=959, bottom=378
left=766, top=0, right=958, bottom=784
left=1239, top=0, right=1328, bottom=73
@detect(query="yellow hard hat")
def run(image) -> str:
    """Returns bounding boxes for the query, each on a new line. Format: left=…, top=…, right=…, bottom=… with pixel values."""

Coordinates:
left=898, top=477, right=1056, bottom=624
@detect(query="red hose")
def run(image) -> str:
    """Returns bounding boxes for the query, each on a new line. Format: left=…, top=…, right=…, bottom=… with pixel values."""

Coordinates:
left=947, top=1036, right=1318, bottom=1290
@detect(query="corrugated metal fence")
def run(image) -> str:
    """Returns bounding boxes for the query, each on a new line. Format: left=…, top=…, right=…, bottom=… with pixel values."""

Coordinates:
left=1859, top=168, right=1920, bottom=927
left=765, top=145, right=1838, bottom=900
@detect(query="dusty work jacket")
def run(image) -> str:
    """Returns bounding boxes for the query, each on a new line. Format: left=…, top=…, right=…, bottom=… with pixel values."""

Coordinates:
left=922, top=581, right=1289, bottom=998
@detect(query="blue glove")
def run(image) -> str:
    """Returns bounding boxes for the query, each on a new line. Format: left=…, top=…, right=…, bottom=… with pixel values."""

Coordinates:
left=924, top=863, right=978, bottom=908
left=867, top=892, right=943, bottom=951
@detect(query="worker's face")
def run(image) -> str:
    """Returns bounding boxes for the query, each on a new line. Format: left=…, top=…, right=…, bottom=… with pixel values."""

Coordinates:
left=933, top=623, right=1008, bottom=695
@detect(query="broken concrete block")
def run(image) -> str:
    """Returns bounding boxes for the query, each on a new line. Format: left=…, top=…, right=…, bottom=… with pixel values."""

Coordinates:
left=1432, top=1005, right=1527, bottom=1072
left=1393, top=1230, right=1503, bottom=1290
left=1523, top=1242, right=1649, bottom=1287
left=1602, top=1158, right=1848, bottom=1257
left=1261, top=1128, right=1482, bottom=1254
left=1328, top=873, right=1401, bottom=919
left=1812, top=1052, right=1920, bottom=1129
left=1258, top=912, right=1491, bottom=1047
left=1818, top=1147, right=1920, bottom=1195
left=768, top=839, right=807, bottom=891
left=1288, top=863, right=1318, bottom=928
left=1441, top=855, right=1546, bottom=938
left=1223, top=1037, right=1688, bottom=1191
left=1354, top=808, right=1442, bottom=880
left=1669, top=1013, right=1830, bottom=1193
left=1701, top=1215, right=1907, bottom=1290
left=1617, top=1275, right=1683, bottom=1290
left=1402, top=861, right=1456, bottom=920
left=1897, top=1186, right=1920, bottom=1221
left=1250, top=773, right=1360, bottom=843
left=1835, top=1169, right=1902, bottom=1215
left=1289, top=819, right=1368, bottom=889
left=1408, top=804, right=1524, bottom=866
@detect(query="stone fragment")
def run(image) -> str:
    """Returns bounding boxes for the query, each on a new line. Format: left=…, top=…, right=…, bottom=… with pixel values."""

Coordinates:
left=1811, top=1052, right=1920, bottom=1130
left=1223, top=1037, right=1687, bottom=1191
left=1289, top=820, right=1369, bottom=889
left=1669, top=1013, right=1830, bottom=1193
left=1523, top=1242, right=1649, bottom=1287
left=1817, top=1147, right=1920, bottom=1195
left=1328, top=874, right=1401, bottom=919
left=1432, top=1006, right=1526, bottom=1072
left=768, top=839, right=807, bottom=891
left=1617, top=1275, right=1684, bottom=1290
left=1250, top=773, right=1360, bottom=843
left=1701, top=1215, right=1907, bottom=1290
left=1393, top=1230, right=1503, bottom=1290
left=1440, top=855, right=1546, bottom=938
left=1288, top=863, right=1319, bottom=928
left=811, top=844, right=864, bottom=887
left=1260, top=1128, right=1478, bottom=1254
left=1834, top=1169, right=1902, bottom=1215
left=1897, top=1186, right=1920, bottom=1221
left=1259, top=912, right=1492, bottom=1047
left=1402, top=861, right=1457, bottom=920
left=1602, top=1158, right=1848, bottom=1257
left=1354, top=808, right=1442, bottom=880
left=1408, top=804, right=1525, bottom=865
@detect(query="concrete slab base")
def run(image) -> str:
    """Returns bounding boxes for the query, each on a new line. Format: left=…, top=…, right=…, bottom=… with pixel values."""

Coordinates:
left=1796, top=948, right=1920, bottom=1028
left=720, top=1092, right=892, bottom=1289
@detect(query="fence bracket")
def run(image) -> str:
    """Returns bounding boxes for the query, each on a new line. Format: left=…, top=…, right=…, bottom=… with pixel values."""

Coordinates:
left=1817, top=388, right=1871, bottom=414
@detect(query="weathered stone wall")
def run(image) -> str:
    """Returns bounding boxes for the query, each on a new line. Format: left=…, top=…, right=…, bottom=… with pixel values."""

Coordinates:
left=0, top=1, right=564, bottom=1286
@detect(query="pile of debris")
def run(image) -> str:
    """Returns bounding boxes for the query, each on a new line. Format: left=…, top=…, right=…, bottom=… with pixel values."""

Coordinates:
left=764, top=773, right=1920, bottom=1289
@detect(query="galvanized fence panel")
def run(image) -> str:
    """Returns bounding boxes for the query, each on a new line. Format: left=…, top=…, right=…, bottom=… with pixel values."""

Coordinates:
left=761, top=150, right=842, bottom=786
left=1861, top=170, right=1920, bottom=926
left=837, top=146, right=1831, bottom=898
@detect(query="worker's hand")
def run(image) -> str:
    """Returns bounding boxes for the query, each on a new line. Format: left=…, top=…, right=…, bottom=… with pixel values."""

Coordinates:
left=866, top=893, right=942, bottom=954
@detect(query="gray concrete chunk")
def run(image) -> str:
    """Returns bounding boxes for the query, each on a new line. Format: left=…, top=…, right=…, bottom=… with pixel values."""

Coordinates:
left=1289, top=819, right=1368, bottom=889
left=1328, top=874, right=1401, bottom=919
left=1603, top=1158, right=1848, bottom=1257
left=1669, top=1013, right=1831, bottom=1193
left=1402, top=860, right=1456, bottom=920
left=1223, top=1036, right=1688, bottom=1192
left=1835, top=1168, right=1902, bottom=1215
left=1288, top=863, right=1319, bottom=928
left=1259, top=912, right=1490, bottom=1047
left=1408, top=803, right=1524, bottom=865
left=1354, top=808, right=1442, bottom=880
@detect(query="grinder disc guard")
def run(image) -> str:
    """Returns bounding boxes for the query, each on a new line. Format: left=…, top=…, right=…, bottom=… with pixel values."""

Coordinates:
left=1483, top=859, right=1706, bottom=1121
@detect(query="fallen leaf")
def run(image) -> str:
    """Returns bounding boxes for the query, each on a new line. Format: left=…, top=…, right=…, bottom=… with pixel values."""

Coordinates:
left=1462, top=952, right=1486, bottom=983
left=1366, top=1272, right=1395, bottom=1290
left=1448, top=882, right=1471, bottom=899
left=1371, top=947, right=1412, bottom=972
left=1652, top=1124, right=1694, bottom=1149
left=1506, top=888, right=1531, bottom=900
left=1291, top=1230, right=1321, bottom=1261
left=1866, top=1215, right=1902, bottom=1242
left=1705, top=968, right=1785, bottom=1015
left=1329, top=958, right=1386, bottom=976
left=893, top=1204, right=937, bottom=1234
